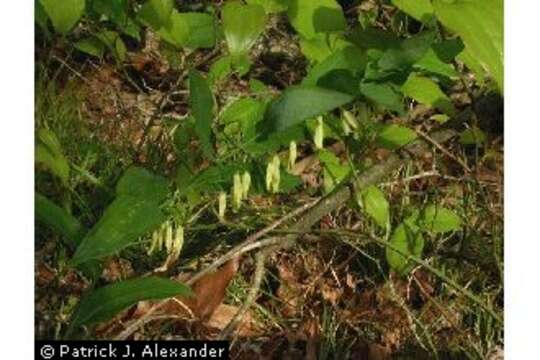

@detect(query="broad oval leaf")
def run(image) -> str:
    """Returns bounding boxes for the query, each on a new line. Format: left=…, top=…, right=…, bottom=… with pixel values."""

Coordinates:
left=137, top=0, right=173, bottom=30
left=360, top=82, right=404, bottom=115
left=189, top=71, right=215, bottom=159
left=319, top=149, right=350, bottom=193
left=376, top=124, right=417, bottom=150
left=247, top=0, right=288, bottom=13
left=401, top=73, right=455, bottom=116
left=265, top=86, right=353, bottom=132
left=386, top=218, right=424, bottom=275
left=178, top=163, right=243, bottom=195
left=222, top=2, right=266, bottom=55
left=302, top=46, right=367, bottom=86
left=36, top=193, right=85, bottom=247
left=220, top=97, right=266, bottom=141
left=378, top=32, right=436, bottom=71
left=35, top=0, right=50, bottom=33
left=40, top=0, right=85, bottom=34
left=74, top=37, right=106, bottom=58
left=392, top=0, right=434, bottom=23
left=92, top=0, right=141, bottom=39
left=414, top=48, right=459, bottom=79
left=287, top=0, right=346, bottom=39
left=70, top=168, right=169, bottom=266
left=35, top=128, right=70, bottom=186
left=360, top=185, right=390, bottom=229
left=71, top=197, right=166, bottom=266
left=459, top=127, right=486, bottom=146
left=116, top=166, right=169, bottom=200
left=69, top=277, right=192, bottom=330
left=157, top=11, right=216, bottom=49
left=433, top=0, right=503, bottom=92
left=419, top=205, right=462, bottom=233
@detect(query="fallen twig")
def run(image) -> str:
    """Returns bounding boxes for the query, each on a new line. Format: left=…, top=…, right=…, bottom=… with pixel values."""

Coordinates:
left=218, top=248, right=268, bottom=339
left=115, top=129, right=458, bottom=340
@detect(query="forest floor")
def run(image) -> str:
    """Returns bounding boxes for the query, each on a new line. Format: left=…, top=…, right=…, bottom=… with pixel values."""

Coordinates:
left=35, top=7, right=503, bottom=360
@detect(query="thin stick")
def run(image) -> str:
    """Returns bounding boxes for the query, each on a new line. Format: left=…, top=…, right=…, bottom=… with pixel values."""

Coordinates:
left=114, top=129, right=458, bottom=340
left=415, top=129, right=472, bottom=173
left=380, top=170, right=441, bottom=186
left=218, top=249, right=268, bottom=339
left=186, top=198, right=321, bottom=285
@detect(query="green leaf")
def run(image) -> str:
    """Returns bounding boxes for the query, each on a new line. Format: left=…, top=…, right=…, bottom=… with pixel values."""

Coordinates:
left=230, top=53, right=253, bottom=76
left=246, top=0, right=288, bottom=13
left=386, top=217, right=424, bottom=275
left=433, top=0, right=503, bottom=92
left=189, top=71, right=215, bottom=159
left=35, top=0, right=50, bottom=33
left=419, top=205, right=462, bottom=233
left=432, top=38, right=465, bottom=63
left=430, top=114, right=450, bottom=123
left=179, top=163, right=243, bottom=195
left=209, top=56, right=233, bottom=84
left=376, top=124, right=417, bottom=149
left=40, top=0, right=85, bottom=34
left=36, top=193, right=85, bottom=247
left=95, top=31, right=127, bottom=62
left=74, top=37, right=106, bottom=58
left=265, top=86, right=354, bottom=132
left=359, top=82, right=404, bottom=114
left=360, top=185, right=390, bottom=229
left=378, top=32, right=436, bottom=71
left=92, top=0, right=141, bottom=39
left=300, top=33, right=352, bottom=64
left=222, top=2, right=266, bottom=55
left=457, top=47, right=486, bottom=83
left=414, top=48, right=458, bottom=78
left=69, top=277, right=192, bottom=330
left=245, top=123, right=306, bottom=155
left=70, top=168, right=169, bottom=266
left=220, top=98, right=266, bottom=141
left=280, top=171, right=303, bottom=193
left=137, top=0, right=173, bottom=30
left=459, top=127, right=486, bottom=145
left=288, top=0, right=346, bottom=39
left=71, top=197, right=166, bottom=266
left=318, top=149, right=350, bottom=193
left=401, top=73, right=455, bottom=115
left=116, top=166, right=169, bottom=201
left=302, top=46, right=367, bottom=86
left=35, top=128, right=70, bottom=186
left=157, top=11, right=216, bottom=49
left=92, top=0, right=125, bottom=20
left=348, top=27, right=401, bottom=51
left=392, top=0, right=434, bottom=23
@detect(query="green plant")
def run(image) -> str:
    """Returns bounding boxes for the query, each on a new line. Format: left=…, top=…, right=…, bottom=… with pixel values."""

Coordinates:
left=35, top=0, right=503, bottom=345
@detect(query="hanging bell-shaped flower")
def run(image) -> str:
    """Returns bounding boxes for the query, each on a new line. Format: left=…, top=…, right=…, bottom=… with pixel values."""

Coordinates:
left=288, top=141, right=297, bottom=172
left=271, top=155, right=281, bottom=193
left=241, top=171, right=251, bottom=199
left=266, top=161, right=274, bottom=192
left=232, top=172, right=243, bottom=210
left=314, top=116, right=324, bottom=149
left=218, top=191, right=227, bottom=220
left=173, top=225, right=184, bottom=255
left=343, top=110, right=359, bottom=131
left=164, top=221, right=173, bottom=252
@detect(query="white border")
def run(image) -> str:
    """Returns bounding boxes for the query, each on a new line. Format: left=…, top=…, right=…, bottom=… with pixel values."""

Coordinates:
left=0, top=0, right=537, bottom=357
left=0, top=0, right=34, bottom=356
left=506, top=0, right=540, bottom=358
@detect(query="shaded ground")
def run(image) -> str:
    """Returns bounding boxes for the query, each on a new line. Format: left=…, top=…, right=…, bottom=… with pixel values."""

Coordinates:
left=35, top=10, right=503, bottom=360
